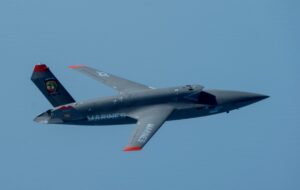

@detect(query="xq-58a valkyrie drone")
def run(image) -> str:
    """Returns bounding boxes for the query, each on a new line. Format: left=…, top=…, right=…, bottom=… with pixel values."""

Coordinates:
left=31, top=64, right=269, bottom=152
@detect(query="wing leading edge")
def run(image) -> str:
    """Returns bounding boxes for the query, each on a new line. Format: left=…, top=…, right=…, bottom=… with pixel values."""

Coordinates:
left=69, top=65, right=152, bottom=94
left=124, top=105, right=174, bottom=152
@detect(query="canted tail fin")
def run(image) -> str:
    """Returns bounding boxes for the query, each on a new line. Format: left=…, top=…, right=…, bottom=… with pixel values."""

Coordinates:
left=31, top=64, right=75, bottom=107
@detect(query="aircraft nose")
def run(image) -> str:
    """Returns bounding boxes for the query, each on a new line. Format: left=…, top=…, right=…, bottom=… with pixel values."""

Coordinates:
left=228, top=92, right=269, bottom=107
left=209, top=90, right=269, bottom=107
left=239, top=92, right=269, bottom=102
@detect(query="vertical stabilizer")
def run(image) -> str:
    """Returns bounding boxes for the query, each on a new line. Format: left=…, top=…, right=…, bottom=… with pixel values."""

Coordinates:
left=31, top=64, right=75, bottom=107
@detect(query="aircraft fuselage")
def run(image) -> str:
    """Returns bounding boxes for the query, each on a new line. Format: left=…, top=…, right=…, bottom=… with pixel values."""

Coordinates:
left=35, top=85, right=268, bottom=126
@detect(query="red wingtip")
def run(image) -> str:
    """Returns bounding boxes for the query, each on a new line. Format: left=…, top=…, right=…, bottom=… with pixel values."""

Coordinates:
left=123, top=146, right=142, bottom=152
left=34, top=64, right=48, bottom=72
left=68, top=65, right=85, bottom=69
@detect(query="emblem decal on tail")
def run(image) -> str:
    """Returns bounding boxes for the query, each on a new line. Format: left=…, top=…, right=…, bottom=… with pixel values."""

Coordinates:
left=45, top=79, right=58, bottom=94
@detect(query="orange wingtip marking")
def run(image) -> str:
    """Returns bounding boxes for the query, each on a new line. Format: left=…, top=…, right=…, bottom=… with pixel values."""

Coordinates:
left=68, top=65, right=85, bottom=69
left=123, top=146, right=142, bottom=152
left=34, top=64, right=48, bottom=72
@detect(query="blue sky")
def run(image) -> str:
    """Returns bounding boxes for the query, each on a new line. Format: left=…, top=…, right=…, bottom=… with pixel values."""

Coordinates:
left=0, top=0, right=299, bottom=190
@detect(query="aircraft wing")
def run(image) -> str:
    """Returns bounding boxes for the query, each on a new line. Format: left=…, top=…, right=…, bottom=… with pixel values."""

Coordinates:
left=124, top=104, right=174, bottom=151
left=69, top=65, right=152, bottom=94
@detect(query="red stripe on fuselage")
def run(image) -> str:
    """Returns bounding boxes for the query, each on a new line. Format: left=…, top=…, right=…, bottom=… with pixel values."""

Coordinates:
left=58, top=105, right=74, bottom=110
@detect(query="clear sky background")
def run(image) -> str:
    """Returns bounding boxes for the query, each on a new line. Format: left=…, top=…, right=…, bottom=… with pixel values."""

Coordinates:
left=0, top=0, right=299, bottom=190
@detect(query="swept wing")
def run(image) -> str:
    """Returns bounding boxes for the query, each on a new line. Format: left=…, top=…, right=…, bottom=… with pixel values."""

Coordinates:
left=124, top=104, right=174, bottom=151
left=69, top=65, right=152, bottom=94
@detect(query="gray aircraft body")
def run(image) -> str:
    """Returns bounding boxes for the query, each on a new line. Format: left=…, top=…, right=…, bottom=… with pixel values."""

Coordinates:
left=31, top=64, right=269, bottom=151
